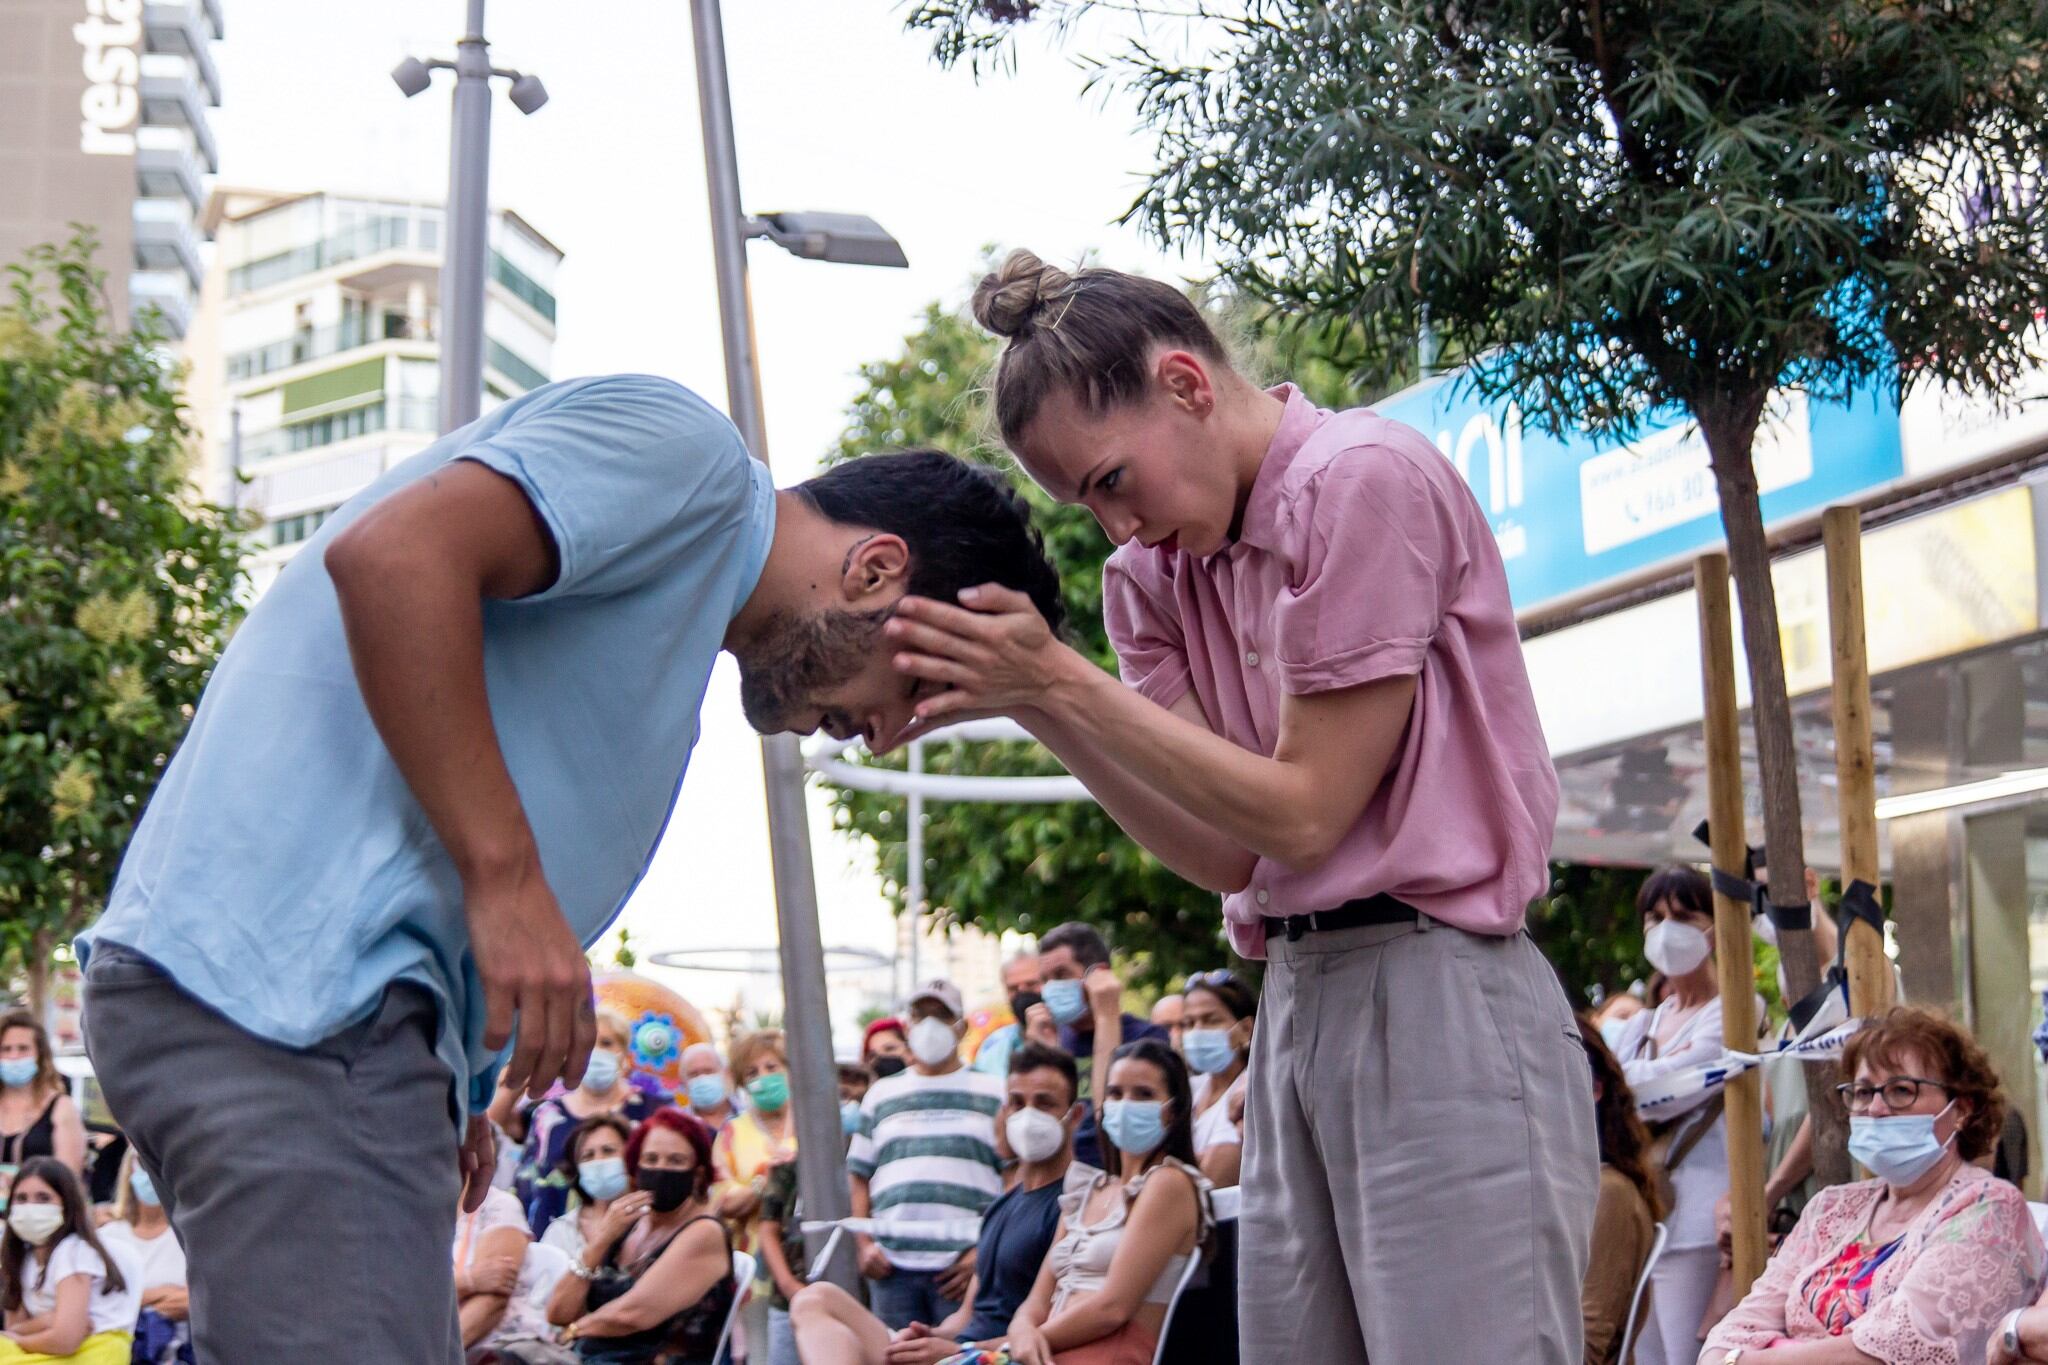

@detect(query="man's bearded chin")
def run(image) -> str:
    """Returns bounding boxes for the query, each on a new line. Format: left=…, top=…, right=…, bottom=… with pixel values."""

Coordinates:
left=733, top=607, right=890, bottom=735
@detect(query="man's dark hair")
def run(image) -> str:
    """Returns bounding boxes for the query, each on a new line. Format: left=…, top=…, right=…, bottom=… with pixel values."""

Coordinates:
left=1008, top=1040, right=1080, bottom=1107
left=798, top=450, right=1065, bottom=632
left=1040, top=921, right=1110, bottom=971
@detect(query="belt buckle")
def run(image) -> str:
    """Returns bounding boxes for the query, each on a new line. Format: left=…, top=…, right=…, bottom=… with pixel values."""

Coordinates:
left=1284, top=914, right=1311, bottom=943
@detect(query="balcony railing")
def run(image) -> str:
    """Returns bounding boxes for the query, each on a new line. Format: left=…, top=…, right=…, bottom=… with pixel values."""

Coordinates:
left=226, top=316, right=436, bottom=382
left=240, top=396, right=440, bottom=464
left=486, top=340, right=549, bottom=393
left=228, top=217, right=422, bottom=296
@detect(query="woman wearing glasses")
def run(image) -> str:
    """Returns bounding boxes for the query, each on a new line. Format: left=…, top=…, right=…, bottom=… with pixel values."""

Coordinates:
left=1700, top=1007, right=2043, bottom=1365
left=1177, top=971, right=1256, bottom=1190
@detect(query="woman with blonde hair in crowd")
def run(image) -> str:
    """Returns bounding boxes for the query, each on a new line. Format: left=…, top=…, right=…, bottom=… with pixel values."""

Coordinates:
left=712, top=1029, right=795, bottom=1362
left=94, top=1153, right=187, bottom=1364
left=0, top=1016, right=83, bottom=1185
left=1705, top=1006, right=2043, bottom=1364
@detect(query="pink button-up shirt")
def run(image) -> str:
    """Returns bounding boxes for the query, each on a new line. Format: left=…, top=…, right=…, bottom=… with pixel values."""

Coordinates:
left=1102, top=385, right=1558, bottom=958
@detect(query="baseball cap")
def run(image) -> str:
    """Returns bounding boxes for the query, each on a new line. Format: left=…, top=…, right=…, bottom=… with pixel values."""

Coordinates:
left=905, top=978, right=964, bottom=1020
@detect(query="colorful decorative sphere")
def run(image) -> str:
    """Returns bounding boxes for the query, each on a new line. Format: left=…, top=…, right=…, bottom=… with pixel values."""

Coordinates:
left=593, top=972, right=713, bottom=1092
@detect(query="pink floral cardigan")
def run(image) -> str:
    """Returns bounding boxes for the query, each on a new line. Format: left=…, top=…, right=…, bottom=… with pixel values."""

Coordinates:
left=1701, top=1164, right=2044, bottom=1365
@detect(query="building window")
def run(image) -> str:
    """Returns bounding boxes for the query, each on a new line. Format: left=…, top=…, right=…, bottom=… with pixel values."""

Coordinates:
left=490, top=250, right=557, bottom=322
left=271, top=505, right=337, bottom=546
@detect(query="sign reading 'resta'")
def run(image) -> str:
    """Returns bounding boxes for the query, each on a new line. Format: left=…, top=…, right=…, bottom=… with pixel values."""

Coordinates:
left=76, top=0, right=141, bottom=156
left=1371, top=373, right=1904, bottom=614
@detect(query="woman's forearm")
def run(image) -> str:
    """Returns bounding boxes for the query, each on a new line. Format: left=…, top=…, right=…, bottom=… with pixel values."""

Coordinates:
left=1022, top=705, right=1255, bottom=893
left=1037, top=1293, right=1140, bottom=1351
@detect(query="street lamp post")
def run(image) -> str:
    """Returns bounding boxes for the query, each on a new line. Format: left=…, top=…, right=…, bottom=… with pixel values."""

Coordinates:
left=688, top=0, right=907, bottom=1293
left=393, top=0, right=549, bottom=435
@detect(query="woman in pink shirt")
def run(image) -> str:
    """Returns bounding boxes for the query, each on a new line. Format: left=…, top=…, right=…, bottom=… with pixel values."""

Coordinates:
left=883, top=250, right=1598, bottom=1365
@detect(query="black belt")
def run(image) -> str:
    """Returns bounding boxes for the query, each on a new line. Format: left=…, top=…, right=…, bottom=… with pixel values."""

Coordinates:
left=1262, top=892, right=1417, bottom=943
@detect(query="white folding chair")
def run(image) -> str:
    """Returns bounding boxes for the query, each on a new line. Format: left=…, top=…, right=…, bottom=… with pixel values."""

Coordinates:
left=1209, top=1184, right=1242, bottom=1224
left=711, top=1250, right=756, bottom=1365
left=1149, top=1246, right=1208, bottom=1365
left=1620, top=1222, right=1669, bottom=1365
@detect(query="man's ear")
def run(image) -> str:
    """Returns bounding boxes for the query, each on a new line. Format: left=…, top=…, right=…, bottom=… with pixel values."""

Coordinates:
left=841, top=532, right=911, bottom=609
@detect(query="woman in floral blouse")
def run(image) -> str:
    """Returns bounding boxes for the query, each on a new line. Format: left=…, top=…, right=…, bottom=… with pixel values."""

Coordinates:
left=1700, top=1006, right=2044, bottom=1365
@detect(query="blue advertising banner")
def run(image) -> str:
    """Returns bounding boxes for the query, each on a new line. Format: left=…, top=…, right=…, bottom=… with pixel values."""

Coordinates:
left=1371, top=374, right=1904, bottom=612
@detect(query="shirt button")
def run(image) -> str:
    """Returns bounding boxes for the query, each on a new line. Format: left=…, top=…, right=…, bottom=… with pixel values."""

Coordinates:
left=1245, top=650, right=1260, bottom=667
left=1255, top=890, right=1270, bottom=906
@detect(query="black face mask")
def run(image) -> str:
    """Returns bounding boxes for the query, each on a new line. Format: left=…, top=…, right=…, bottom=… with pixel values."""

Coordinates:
left=871, top=1055, right=907, bottom=1079
left=636, top=1167, right=698, bottom=1213
left=1009, top=991, right=1042, bottom=1026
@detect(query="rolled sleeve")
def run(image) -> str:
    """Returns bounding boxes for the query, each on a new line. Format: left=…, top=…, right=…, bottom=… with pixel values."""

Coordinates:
left=1103, top=555, right=1192, bottom=709
left=1274, top=432, right=1469, bottom=696
left=458, top=375, right=755, bottom=601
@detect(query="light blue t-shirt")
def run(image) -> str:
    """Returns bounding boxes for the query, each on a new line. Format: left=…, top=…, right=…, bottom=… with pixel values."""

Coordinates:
left=78, top=374, right=774, bottom=1113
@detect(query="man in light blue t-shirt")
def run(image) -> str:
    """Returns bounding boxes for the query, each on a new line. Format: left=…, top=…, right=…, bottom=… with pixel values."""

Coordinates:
left=74, top=374, right=1064, bottom=1362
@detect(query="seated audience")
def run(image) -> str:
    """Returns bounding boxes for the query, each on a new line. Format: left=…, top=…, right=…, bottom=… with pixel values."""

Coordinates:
left=1576, top=1016, right=1663, bottom=1365
left=96, top=1155, right=187, bottom=1365
left=850, top=981, right=1004, bottom=1332
left=518, top=1011, right=671, bottom=1238
left=1177, top=971, right=1254, bottom=1190
left=1037, top=923, right=1169, bottom=1169
left=864, top=1019, right=911, bottom=1080
left=789, top=1043, right=1094, bottom=1365
left=0, top=1016, right=85, bottom=1181
left=0, top=1157, right=137, bottom=1364
left=680, top=1045, right=737, bottom=1132
left=539, top=1116, right=637, bottom=1265
left=547, top=1111, right=735, bottom=1365
left=1004, top=1039, right=1210, bottom=1365
left=712, top=1030, right=796, bottom=1359
left=456, top=1185, right=556, bottom=1361
left=1702, top=1007, right=2043, bottom=1364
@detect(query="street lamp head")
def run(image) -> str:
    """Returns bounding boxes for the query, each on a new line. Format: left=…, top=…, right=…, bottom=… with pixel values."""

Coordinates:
left=507, top=72, right=550, bottom=115
left=756, top=212, right=908, bottom=269
left=391, top=56, right=434, bottom=98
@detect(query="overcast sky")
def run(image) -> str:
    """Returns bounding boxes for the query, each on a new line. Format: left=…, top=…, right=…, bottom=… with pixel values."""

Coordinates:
left=209, top=1, right=1207, bottom=1020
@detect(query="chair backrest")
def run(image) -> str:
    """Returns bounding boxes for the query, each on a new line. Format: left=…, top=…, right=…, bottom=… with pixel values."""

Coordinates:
left=709, top=1250, right=756, bottom=1365
left=520, top=1240, right=573, bottom=1308
left=1621, top=1222, right=1670, bottom=1364
left=1150, top=1244, right=1209, bottom=1365
left=2030, top=1202, right=2048, bottom=1243
left=1210, top=1184, right=1242, bottom=1224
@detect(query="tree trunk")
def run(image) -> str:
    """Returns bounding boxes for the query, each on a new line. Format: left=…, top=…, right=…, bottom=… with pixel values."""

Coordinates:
left=23, top=928, right=52, bottom=1026
left=1699, top=393, right=1853, bottom=1190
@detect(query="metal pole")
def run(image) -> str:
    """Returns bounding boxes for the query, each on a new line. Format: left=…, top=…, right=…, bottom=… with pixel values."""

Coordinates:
left=1696, top=552, right=1769, bottom=1295
left=907, top=740, right=925, bottom=993
left=438, top=0, right=491, bottom=435
left=689, top=0, right=854, bottom=1292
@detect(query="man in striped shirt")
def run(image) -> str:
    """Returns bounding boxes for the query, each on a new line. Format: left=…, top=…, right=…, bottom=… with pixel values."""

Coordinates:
left=849, top=978, right=1006, bottom=1332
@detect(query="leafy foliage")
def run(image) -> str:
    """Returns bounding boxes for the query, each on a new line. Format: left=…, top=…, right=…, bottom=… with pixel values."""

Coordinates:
left=0, top=232, right=247, bottom=1001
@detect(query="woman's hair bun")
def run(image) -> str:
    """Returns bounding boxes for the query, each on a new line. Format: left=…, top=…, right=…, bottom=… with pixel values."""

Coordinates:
left=973, top=248, right=1073, bottom=340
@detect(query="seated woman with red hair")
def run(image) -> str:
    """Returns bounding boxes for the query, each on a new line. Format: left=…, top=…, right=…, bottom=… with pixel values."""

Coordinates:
left=545, top=1109, right=735, bottom=1365
left=1700, top=1007, right=2044, bottom=1365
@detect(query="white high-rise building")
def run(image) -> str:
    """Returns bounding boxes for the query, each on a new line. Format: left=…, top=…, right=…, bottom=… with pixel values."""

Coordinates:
left=190, top=189, right=563, bottom=591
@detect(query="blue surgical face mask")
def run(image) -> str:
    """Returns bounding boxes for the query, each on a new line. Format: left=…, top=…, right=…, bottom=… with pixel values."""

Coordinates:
left=580, top=1049, right=621, bottom=1093
left=1848, top=1102, right=1957, bottom=1187
left=1180, top=1029, right=1237, bottom=1076
left=840, top=1099, right=862, bottom=1135
left=1597, top=1017, right=1630, bottom=1053
left=578, top=1155, right=629, bottom=1203
left=129, top=1169, right=160, bottom=1209
left=0, top=1059, right=36, bottom=1090
left=686, top=1075, right=727, bottom=1111
left=1042, top=979, right=1087, bottom=1026
left=1101, top=1099, right=1168, bottom=1157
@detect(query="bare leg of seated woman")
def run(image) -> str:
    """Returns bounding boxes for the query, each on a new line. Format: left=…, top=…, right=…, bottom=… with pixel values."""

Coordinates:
left=788, top=1282, right=894, bottom=1365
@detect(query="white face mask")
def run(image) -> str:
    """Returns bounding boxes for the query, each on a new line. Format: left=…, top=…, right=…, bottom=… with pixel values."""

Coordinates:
left=7, top=1204, right=63, bottom=1247
left=1005, top=1107, right=1067, bottom=1164
left=1644, top=919, right=1711, bottom=977
left=908, top=1016, right=959, bottom=1067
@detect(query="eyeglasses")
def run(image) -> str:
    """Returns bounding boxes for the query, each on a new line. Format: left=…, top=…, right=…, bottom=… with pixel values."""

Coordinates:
left=1834, top=1076, right=1950, bottom=1114
left=1185, top=969, right=1241, bottom=992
